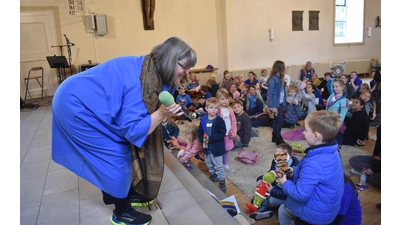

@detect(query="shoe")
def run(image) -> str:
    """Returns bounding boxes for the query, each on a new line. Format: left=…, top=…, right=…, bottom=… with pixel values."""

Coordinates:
left=219, top=179, right=226, bottom=192
left=350, top=168, right=361, bottom=176
left=250, top=211, right=273, bottom=221
left=209, top=173, right=217, bottom=182
left=271, top=132, right=277, bottom=143
left=355, top=139, right=365, bottom=146
left=110, top=207, right=152, bottom=225
left=275, top=136, right=286, bottom=145
left=129, top=195, right=155, bottom=209
left=370, top=122, right=380, bottom=128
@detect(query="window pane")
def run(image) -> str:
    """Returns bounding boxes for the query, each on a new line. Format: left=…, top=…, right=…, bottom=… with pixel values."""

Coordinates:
left=334, top=0, right=364, bottom=44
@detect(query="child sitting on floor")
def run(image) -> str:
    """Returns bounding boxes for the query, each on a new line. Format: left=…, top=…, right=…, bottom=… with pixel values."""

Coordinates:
left=175, top=124, right=205, bottom=163
left=282, top=85, right=302, bottom=128
left=342, top=97, right=370, bottom=146
left=248, top=143, right=300, bottom=221
left=161, top=117, right=186, bottom=150
left=277, top=110, right=344, bottom=225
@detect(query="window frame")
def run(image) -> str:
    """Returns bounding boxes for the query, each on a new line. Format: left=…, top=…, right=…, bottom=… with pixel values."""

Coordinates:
left=333, top=0, right=366, bottom=45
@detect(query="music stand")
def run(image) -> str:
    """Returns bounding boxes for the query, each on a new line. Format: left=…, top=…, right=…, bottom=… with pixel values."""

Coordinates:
left=46, top=56, right=69, bottom=85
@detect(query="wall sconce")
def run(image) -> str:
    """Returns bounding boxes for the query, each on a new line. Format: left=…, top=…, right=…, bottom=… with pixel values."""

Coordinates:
left=367, top=27, right=372, bottom=37
left=269, top=28, right=274, bottom=40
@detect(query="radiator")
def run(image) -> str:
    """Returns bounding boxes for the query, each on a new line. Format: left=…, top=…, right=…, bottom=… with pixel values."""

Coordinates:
left=338, top=59, right=371, bottom=75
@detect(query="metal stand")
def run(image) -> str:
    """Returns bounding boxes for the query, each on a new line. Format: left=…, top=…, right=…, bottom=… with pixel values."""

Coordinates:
left=46, top=56, right=70, bottom=85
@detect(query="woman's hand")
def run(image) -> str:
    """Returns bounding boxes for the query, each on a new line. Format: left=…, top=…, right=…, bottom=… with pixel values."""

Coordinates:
left=159, top=103, right=184, bottom=118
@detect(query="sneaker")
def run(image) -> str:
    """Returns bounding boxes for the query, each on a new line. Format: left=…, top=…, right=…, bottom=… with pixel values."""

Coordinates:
left=355, top=139, right=365, bottom=146
left=250, top=211, right=273, bottom=220
left=219, top=179, right=226, bottom=192
left=209, top=173, right=217, bottom=182
left=370, top=122, right=380, bottom=128
left=110, top=207, right=152, bottom=225
left=129, top=195, right=155, bottom=209
left=350, top=168, right=361, bottom=176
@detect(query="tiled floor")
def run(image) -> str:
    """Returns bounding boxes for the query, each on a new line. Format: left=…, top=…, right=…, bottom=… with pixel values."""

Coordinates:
left=20, top=104, right=238, bottom=225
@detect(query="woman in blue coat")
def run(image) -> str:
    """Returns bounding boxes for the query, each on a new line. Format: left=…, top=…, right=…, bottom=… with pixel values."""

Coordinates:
left=52, top=37, right=197, bottom=225
left=266, top=60, right=287, bottom=145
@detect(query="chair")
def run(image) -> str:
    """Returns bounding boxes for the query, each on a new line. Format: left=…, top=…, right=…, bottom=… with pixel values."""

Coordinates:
left=23, top=67, right=50, bottom=104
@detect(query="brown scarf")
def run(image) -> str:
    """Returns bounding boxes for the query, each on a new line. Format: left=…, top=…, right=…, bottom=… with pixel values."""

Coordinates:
left=130, top=54, right=164, bottom=199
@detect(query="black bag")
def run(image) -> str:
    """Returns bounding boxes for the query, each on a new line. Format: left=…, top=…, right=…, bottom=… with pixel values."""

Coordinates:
left=251, top=114, right=273, bottom=127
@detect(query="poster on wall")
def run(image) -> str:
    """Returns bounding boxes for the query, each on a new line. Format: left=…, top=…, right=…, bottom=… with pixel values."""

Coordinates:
left=67, top=0, right=85, bottom=16
left=292, top=11, right=303, bottom=31
left=309, top=11, right=320, bottom=31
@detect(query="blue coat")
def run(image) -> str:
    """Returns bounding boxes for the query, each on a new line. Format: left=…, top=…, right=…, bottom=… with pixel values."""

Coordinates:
left=198, top=115, right=227, bottom=157
left=282, top=140, right=344, bottom=225
left=267, top=74, right=287, bottom=108
left=52, top=56, right=173, bottom=198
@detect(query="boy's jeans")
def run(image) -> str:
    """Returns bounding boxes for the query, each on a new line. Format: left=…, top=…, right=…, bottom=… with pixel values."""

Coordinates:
left=278, top=204, right=296, bottom=225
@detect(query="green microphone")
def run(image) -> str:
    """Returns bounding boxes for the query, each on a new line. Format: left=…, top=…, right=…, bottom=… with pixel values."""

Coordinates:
left=158, top=91, right=175, bottom=107
left=158, top=91, right=192, bottom=122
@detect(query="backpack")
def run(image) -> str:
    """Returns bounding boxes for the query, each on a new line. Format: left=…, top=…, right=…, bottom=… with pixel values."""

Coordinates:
left=251, top=114, right=273, bottom=127
left=234, top=149, right=260, bottom=165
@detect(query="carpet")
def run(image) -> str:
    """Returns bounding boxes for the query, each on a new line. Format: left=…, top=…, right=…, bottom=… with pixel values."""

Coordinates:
left=176, top=121, right=373, bottom=198
left=224, top=126, right=372, bottom=198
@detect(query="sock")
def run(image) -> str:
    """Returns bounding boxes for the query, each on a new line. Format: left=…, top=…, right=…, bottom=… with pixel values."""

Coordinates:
left=115, top=201, right=131, bottom=215
left=223, top=152, right=229, bottom=165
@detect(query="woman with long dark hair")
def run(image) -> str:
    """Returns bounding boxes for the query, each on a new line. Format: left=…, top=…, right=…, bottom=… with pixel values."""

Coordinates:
left=266, top=60, right=287, bottom=145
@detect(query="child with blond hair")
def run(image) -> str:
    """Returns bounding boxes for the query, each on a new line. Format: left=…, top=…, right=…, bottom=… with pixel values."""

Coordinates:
left=176, top=124, right=205, bottom=163
left=282, top=85, right=302, bottom=128
left=198, top=97, right=227, bottom=192
left=216, top=88, right=237, bottom=172
left=277, top=110, right=344, bottom=225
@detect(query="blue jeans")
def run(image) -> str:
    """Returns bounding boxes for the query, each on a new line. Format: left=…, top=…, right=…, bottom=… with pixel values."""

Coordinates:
left=278, top=204, right=296, bottom=225
left=259, top=196, right=286, bottom=211
left=272, top=104, right=284, bottom=138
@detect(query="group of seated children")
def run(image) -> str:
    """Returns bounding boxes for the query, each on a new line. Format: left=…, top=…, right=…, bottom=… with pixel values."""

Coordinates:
left=244, top=111, right=361, bottom=224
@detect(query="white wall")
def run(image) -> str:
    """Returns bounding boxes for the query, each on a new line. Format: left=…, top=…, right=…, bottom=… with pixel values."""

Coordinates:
left=20, top=0, right=381, bottom=84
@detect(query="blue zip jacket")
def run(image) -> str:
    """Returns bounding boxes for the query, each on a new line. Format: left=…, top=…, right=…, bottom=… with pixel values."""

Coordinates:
left=282, top=140, right=344, bottom=225
left=198, top=115, right=226, bottom=157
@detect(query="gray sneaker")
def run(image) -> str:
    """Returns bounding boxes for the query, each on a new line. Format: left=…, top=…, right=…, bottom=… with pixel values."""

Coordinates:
left=209, top=174, right=217, bottom=182
left=350, top=168, right=361, bottom=175
left=250, top=211, right=273, bottom=220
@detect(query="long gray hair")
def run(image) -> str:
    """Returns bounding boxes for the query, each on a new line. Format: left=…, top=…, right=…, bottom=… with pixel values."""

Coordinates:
left=151, top=37, right=197, bottom=86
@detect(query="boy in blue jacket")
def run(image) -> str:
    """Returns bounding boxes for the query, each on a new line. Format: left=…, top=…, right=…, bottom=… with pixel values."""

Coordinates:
left=198, top=97, right=227, bottom=192
left=249, top=143, right=300, bottom=220
left=277, top=110, right=344, bottom=225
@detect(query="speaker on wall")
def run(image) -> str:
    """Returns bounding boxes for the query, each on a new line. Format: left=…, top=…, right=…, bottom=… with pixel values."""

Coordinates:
left=85, top=15, right=95, bottom=33
left=95, top=14, right=108, bottom=36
